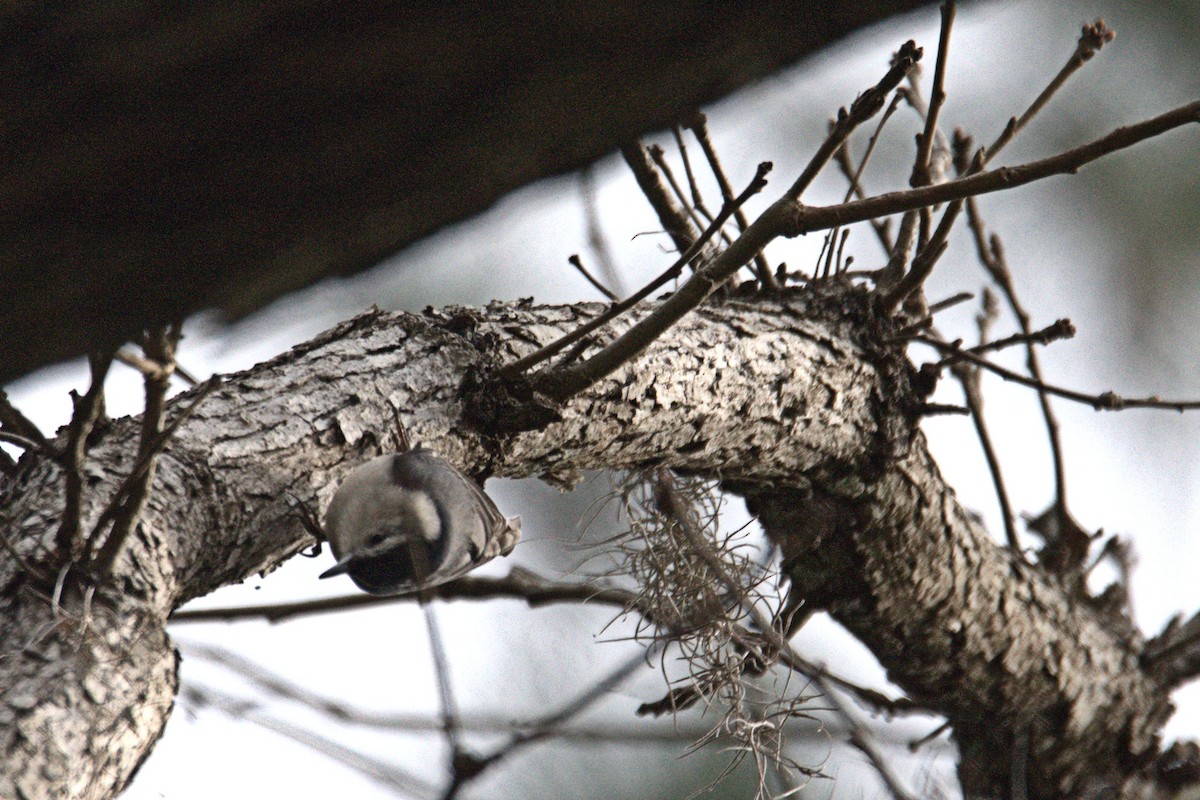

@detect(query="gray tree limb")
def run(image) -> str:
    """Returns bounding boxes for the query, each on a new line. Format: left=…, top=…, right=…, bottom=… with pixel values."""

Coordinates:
left=0, top=288, right=1188, bottom=798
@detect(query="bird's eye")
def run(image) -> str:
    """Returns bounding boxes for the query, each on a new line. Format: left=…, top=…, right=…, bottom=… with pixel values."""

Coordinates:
left=367, top=533, right=386, bottom=547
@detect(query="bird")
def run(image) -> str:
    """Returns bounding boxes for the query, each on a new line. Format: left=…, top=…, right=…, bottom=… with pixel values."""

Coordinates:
left=318, top=448, right=520, bottom=595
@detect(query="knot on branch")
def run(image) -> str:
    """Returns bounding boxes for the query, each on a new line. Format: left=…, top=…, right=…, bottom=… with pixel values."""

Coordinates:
left=462, top=366, right=564, bottom=436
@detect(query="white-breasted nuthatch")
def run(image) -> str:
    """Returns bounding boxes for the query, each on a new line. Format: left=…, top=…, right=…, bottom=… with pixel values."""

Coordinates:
left=318, top=448, right=521, bottom=595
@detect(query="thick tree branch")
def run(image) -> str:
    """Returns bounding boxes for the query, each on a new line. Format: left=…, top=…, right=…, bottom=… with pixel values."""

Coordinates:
left=740, top=440, right=1172, bottom=798
left=0, top=287, right=909, bottom=798
left=0, top=287, right=1192, bottom=799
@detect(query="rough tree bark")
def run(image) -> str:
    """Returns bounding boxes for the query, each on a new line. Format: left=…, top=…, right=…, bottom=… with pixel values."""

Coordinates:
left=0, top=285, right=1190, bottom=799
left=0, top=0, right=928, bottom=383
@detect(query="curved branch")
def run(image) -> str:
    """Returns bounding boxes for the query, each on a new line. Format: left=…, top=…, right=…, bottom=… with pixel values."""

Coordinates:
left=0, top=287, right=1192, bottom=799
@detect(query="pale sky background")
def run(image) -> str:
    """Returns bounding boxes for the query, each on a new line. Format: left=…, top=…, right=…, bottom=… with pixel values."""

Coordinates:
left=4, top=1, right=1198, bottom=798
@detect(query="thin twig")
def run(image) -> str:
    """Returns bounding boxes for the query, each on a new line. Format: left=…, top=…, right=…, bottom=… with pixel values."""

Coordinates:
left=500, top=162, right=771, bottom=379
left=916, top=336, right=1200, bottom=412
left=948, top=292, right=1020, bottom=550
left=927, top=291, right=974, bottom=314
left=940, top=318, right=1075, bottom=366
left=567, top=255, right=619, bottom=301
left=910, top=1, right=957, bottom=188
left=533, top=100, right=1199, bottom=404
left=86, top=374, right=221, bottom=575
left=100, top=326, right=179, bottom=573
left=87, top=327, right=176, bottom=575
left=182, top=642, right=858, bottom=746
left=422, top=603, right=466, bottom=794
left=786, top=101, right=1198, bottom=234
left=1145, top=612, right=1200, bottom=688
left=172, top=566, right=914, bottom=719
left=554, top=91, right=1200, bottom=400
left=811, top=673, right=919, bottom=800
left=828, top=91, right=902, bottom=258
left=648, top=138, right=738, bottom=276
left=659, top=134, right=718, bottom=234
left=834, top=229, right=851, bottom=276
left=114, top=348, right=202, bottom=387
left=672, top=126, right=712, bottom=222
left=883, top=144, right=970, bottom=310
left=580, top=166, right=626, bottom=297
left=182, top=682, right=441, bottom=800
left=879, top=210, right=920, bottom=289
left=891, top=16, right=1114, bottom=333
left=55, top=352, right=113, bottom=559
left=686, top=113, right=778, bottom=289
left=986, top=19, right=1116, bottom=164
left=0, top=431, right=49, bottom=454
left=965, top=201, right=1072, bottom=529
left=546, top=101, right=1200, bottom=401
left=170, top=571, right=652, bottom=624
left=0, top=391, right=52, bottom=453
left=621, top=142, right=700, bottom=263
left=113, top=348, right=170, bottom=381
left=441, top=647, right=653, bottom=799
left=787, top=40, right=923, bottom=199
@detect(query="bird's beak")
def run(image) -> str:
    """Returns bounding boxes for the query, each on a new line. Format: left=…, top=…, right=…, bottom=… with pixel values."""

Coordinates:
left=319, top=554, right=355, bottom=579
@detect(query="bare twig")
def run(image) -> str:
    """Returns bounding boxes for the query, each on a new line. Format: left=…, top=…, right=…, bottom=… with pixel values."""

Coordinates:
left=531, top=96, right=1198, bottom=404
left=621, top=141, right=700, bottom=262
left=422, top=603, right=469, bottom=799
left=180, top=640, right=869, bottom=747
left=786, top=100, right=1198, bottom=232
left=441, top=647, right=652, bottom=799
left=686, top=113, right=778, bottom=289
left=579, top=166, right=626, bottom=297
left=115, top=348, right=202, bottom=387
left=986, top=19, right=1116, bottom=164
left=879, top=210, right=920, bottom=289
left=500, top=161, right=771, bottom=379
left=567, top=254, right=619, bottom=301
left=787, top=41, right=923, bottom=199
left=927, top=291, right=974, bottom=314
left=828, top=91, right=902, bottom=258
left=949, top=292, right=1020, bottom=550
left=86, top=374, right=221, bottom=575
left=181, top=682, right=441, bottom=800
left=0, top=431, right=50, bottom=455
left=915, top=336, right=1200, bottom=412
left=910, top=1, right=957, bottom=189
left=1145, top=612, right=1200, bottom=688
left=97, top=326, right=179, bottom=574
left=811, top=672, right=919, bottom=800
left=943, top=22, right=1115, bottom=532
left=657, top=134, right=719, bottom=235
left=938, top=318, right=1076, bottom=367
left=0, top=391, right=52, bottom=454
left=834, top=229, right=851, bottom=276
left=170, top=571, right=652, bottom=624
left=55, top=352, right=113, bottom=560
left=891, top=16, right=1118, bottom=391
left=965, top=201, right=1073, bottom=528
left=175, top=555, right=917, bottom=728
